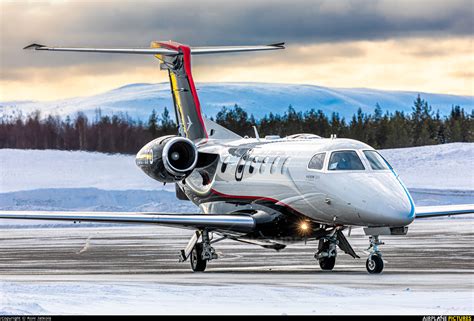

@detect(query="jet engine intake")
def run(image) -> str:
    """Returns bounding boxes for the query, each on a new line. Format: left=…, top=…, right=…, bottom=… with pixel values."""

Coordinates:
left=136, top=136, right=198, bottom=183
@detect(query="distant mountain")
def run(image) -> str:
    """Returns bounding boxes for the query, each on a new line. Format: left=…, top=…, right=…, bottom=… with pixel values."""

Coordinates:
left=1, top=82, right=472, bottom=121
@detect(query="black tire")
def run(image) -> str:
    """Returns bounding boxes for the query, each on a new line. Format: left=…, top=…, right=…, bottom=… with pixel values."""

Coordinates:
left=190, top=243, right=207, bottom=272
left=366, top=254, right=384, bottom=274
left=319, top=256, right=336, bottom=270
left=318, top=239, right=336, bottom=270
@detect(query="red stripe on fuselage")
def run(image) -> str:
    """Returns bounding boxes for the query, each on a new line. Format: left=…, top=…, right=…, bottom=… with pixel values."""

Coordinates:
left=210, top=188, right=306, bottom=217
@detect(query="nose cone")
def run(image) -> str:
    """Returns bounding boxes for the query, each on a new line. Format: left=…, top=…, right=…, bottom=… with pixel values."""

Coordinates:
left=360, top=173, right=415, bottom=226
left=383, top=185, right=414, bottom=226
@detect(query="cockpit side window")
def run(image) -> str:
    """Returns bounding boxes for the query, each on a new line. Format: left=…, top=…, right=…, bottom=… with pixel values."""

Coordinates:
left=363, top=150, right=390, bottom=170
left=328, top=151, right=365, bottom=171
left=308, top=152, right=326, bottom=170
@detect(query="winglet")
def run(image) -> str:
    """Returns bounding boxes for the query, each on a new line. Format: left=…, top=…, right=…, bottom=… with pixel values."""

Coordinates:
left=268, top=42, right=285, bottom=48
left=23, top=43, right=46, bottom=50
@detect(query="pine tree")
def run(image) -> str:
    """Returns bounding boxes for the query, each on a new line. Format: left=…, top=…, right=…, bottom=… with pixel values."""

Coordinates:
left=148, top=109, right=158, bottom=138
left=160, top=107, right=175, bottom=135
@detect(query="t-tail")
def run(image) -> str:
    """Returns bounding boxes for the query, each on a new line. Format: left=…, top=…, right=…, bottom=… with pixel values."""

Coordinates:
left=24, top=41, right=285, bottom=141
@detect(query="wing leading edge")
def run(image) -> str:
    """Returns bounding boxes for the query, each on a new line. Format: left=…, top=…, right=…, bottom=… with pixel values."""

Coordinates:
left=0, top=211, right=255, bottom=233
left=415, top=204, right=474, bottom=219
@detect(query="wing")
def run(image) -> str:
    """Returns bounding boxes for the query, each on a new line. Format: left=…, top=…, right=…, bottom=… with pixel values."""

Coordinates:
left=415, top=204, right=474, bottom=219
left=0, top=211, right=255, bottom=233
left=23, top=43, right=284, bottom=56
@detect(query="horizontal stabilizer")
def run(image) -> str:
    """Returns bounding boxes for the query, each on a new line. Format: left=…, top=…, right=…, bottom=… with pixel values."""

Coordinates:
left=23, top=45, right=178, bottom=55
left=23, top=42, right=285, bottom=56
left=190, top=43, right=285, bottom=55
left=415, top=204, right=474, bottom=218
left=0, top=211, right=255, bottom=233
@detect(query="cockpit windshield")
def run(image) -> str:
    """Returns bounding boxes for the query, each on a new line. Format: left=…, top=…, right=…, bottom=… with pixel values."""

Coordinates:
left=328, top=151, right=365, bottom=171
left=363, top=150, right=391, bottom=170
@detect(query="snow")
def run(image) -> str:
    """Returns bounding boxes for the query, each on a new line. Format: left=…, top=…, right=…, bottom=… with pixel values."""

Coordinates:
left=0, top=149, right=163, bottom=193
left=0, top=280, right=471, bottom=315
left=380, top=143, right=474, bottom=191
left=1, top=82, right=473, bottom=121
left=0, top=188, right=194, bottom=212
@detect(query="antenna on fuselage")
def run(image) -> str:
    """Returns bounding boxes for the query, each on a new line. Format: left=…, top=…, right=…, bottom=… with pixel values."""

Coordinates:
left=253, top=126, right=260, bottom=141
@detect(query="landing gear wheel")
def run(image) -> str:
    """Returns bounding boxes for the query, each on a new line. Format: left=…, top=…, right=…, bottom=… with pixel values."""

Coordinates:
left=190, top=243, right=207, bottom=272
left=317, top=238, right=336, bottom=271
left=319, top=256, right=336, bottom=270
left=366, top=254, right=384, bottom=274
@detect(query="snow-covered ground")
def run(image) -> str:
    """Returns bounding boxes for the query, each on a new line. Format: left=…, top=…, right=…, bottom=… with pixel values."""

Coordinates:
left=2, top=82, right=473, bottom=121
left=381, top=143, right=474, bottom=191
left=0, top=149, right=162, bottom=193
left=1, top=277, right=471, bottom=315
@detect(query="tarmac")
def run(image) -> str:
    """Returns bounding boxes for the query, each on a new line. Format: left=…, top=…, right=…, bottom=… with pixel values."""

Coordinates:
left=0, top=218, right=472, bottom=314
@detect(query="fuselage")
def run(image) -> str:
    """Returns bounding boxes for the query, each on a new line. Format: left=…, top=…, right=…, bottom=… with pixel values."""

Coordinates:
left=167, top=135, right=415, bottom=229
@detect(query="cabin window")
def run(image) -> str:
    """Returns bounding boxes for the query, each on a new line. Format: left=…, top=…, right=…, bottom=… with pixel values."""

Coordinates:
left=249, top=157, right=258, bottom=174
left=308, top=152, right=326, bottom=170
left=328, top=151, right=365, bottom=171
left=363, top=150, right=390, bottom=170
left=281, top=157, right=291, bottom=174
left=270, top=156, right=281, bottom=174
left=260, top=156, right=270, bottom=174
left=220, top=156, right=230, bottom=173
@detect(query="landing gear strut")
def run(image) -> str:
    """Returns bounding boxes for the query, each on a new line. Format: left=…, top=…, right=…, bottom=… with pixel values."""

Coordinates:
left=188, top=230, right=218, bottom=272
left=366, top=235, right=384, bottom=274
left=315, top=235, right=337, bottom=270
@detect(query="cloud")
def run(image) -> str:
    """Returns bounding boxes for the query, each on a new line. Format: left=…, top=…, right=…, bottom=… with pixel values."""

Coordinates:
left=1, top=37, right=472, bottom=101
left=0, top=0, right=473, bottom=99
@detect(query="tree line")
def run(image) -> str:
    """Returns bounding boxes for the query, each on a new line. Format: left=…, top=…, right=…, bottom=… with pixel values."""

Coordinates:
left=215, top=95, right=472, bottom=148
left=0, top=95, right=472, bottom=154
left=0, top=108, right=175, bottom=154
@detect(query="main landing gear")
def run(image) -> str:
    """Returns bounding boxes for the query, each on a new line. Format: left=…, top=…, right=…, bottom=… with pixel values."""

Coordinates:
left=180, top=230, right=218, bottom=272
left=366, top=235, right=384, bottom=274
left=315, top=235, right=337, bottom=270
left=314, top=229, right=366, bottom=272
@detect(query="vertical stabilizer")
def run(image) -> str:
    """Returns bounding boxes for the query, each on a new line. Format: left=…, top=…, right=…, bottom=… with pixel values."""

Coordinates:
left=152, top=41, right=207, bottom=141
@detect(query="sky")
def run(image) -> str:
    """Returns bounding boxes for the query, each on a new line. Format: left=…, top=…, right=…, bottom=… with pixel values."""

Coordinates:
left=0, top=0, right=473, bottom=101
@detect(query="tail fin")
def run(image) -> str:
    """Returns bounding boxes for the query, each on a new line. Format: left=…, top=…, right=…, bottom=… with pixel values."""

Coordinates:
left=151, top=41, right=207, bottom=140
left=24, top=41, right=285, bottom=140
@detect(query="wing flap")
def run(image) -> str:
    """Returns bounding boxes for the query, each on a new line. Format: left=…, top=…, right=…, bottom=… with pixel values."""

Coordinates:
left=0, top=211, right=255, bottom=232
left=415, top=204, right=474, bottom=218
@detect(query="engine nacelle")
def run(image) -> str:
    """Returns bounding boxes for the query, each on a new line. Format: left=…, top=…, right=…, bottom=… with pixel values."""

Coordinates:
left=136, top=135, right=198, bottom=183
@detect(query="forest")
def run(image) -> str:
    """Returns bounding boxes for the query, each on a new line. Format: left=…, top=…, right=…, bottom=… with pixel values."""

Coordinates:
left=0, top=95, right=472, bottom=154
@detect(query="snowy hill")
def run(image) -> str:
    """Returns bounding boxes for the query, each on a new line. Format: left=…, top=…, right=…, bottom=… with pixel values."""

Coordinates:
left=1, top=82, right=473, bottom=121
left=0, top=143, right=472, bottom=215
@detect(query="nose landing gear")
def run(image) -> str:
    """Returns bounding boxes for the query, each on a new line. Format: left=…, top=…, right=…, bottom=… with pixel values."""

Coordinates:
left=366, top=235, right=384, bottom=274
